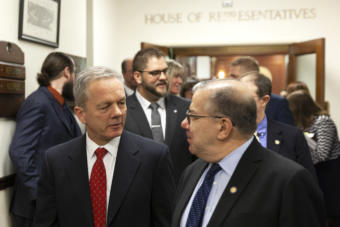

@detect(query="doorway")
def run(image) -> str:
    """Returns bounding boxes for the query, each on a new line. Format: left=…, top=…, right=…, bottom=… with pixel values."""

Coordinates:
left=141, top=38, right=325, bottom=107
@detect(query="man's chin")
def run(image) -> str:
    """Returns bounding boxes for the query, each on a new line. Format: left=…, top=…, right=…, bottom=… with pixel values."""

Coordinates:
left=156, top=89, right=167, bottom=97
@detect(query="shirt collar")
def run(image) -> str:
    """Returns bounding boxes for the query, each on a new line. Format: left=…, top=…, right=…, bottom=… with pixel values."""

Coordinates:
left=257, top=115, right=268, bottom=138
left=86, top=133, right=121, bottom=160
left=47, top=85, right=64, bottom=106
left=218, top=137, right=254, bottom=176
left=135, top=89, right=165, bottom=110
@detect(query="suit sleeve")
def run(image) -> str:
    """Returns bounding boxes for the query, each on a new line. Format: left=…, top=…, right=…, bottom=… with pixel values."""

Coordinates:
left=279, top=169, right=327, bottom=227
left=152, top=146, right=176, bottom=227
left=33, top=149, right=58, bottom=227
left=294, top=130, right=318, bottom=181
left=9, top=99, right=45, bottom=200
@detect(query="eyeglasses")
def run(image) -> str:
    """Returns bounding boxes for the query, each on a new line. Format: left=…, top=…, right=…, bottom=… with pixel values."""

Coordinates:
left=185, top=110, right=235, bottom=126
left=138, top=68, right=168, bottom=77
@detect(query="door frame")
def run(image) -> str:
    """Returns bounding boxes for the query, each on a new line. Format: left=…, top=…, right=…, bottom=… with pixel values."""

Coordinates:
left=141, top=38, right=325, bottom=106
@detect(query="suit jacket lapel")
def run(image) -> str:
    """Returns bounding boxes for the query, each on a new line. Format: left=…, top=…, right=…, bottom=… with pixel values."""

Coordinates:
left=207, top=140, right=263, bottom=227
left=165, top=95, right=178, bottom=146
left=107, top=131, right=141, bottom=225
left=66, top=135, right=93, bottom=225
left=172, top=161, right=208, bottom=227
left=267, top=120, right=283, bottom=153
left=127, top=94, right=153, bottom=138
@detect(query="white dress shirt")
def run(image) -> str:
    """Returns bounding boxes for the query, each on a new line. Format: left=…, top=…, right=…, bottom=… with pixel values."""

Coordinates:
left=135, top=90, right=166, bottom=139
left=180, top=137, right=254, bottom=227
left=86, top=133, right=120, bottom=208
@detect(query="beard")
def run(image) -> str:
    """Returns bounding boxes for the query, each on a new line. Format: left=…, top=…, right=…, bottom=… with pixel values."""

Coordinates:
left=141, top=79, right=168, bottom=98
left=62, top=80, right=74, bottom=102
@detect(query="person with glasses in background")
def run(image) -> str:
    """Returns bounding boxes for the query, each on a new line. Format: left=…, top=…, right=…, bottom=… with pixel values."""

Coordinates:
left=125, top=47, right=194, bottom=182
left=171, top=79, right=326, bottom=227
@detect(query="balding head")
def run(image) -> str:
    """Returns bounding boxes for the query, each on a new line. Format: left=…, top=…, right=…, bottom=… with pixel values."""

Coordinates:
left=194, top=79, right=257, bottom=137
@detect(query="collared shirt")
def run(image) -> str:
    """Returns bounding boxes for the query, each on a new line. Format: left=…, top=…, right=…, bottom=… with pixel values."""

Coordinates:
left=47, top=85, right=64, bottom=106
left=257, top=115, right=268, bottom=148
left=124, top=84, right=135, bottom=96
left=135, top=89, right=166, bottom=139
left=180, top=137, right=254, bottom=227
left=86, top=133, right=120, bottom=208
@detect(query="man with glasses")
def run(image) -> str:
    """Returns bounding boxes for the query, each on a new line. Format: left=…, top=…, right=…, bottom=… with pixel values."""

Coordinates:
left=171, top=79, right=326, bottom=227
left=125, top=47, right=193, bottom=182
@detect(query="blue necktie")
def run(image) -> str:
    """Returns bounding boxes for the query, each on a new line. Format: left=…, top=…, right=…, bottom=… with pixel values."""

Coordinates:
left=186, top=163, right=222, bottom=227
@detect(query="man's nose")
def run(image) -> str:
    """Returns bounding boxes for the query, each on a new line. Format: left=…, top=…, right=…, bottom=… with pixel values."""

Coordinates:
left=110, top=104, right=123, bottom=118
left=159, top=71, right=167, bottom=80
left=181, top=117, right=189, bottom=129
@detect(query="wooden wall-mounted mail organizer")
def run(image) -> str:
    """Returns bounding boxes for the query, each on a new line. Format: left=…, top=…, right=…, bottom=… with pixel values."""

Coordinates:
left=0, top=41, right=25, bottom=118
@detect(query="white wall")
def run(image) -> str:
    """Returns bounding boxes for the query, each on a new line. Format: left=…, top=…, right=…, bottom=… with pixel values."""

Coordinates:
left=1, top=0, right=340, bottom=225
left=92, top=0, right=119, bottom=67
left=91, top=0, right=340, bottom=133
left=0, top=0, right=86, bottom=226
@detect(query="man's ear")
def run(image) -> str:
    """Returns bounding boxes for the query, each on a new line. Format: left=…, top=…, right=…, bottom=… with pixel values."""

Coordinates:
left=217, top=118, right=233, bottom=140
left=262, top=95, right=271, bottom=106
left=74, top=106, right=86, bottom=124
left=134, top=71, right=142, bottom=85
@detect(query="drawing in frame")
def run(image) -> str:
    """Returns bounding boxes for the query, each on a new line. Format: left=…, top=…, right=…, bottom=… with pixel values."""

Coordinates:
left=18, top=0, right=61, bottom=48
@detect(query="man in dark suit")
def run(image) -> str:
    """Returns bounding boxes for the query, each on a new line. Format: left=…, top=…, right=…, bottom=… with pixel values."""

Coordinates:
left=125, top=47, right=192, bottom=181
left=34, top=66, right=175, bottom=227
left=172, top=79, right=326, bottom=227
left=9, top=52, right=81, bottom=227
left=240, top=72, right=316, bottom=178
left=230, top=56, right=295, bottom=125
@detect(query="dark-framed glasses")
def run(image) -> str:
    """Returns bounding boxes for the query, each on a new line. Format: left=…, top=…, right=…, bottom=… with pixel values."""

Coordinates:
left=185, top=110, right=235, bottom=126
left=138, top=68, right=168, bottom=77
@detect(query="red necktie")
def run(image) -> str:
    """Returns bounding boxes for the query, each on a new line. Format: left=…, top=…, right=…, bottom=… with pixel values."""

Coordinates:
left=90, top=148, right=108, bottom=227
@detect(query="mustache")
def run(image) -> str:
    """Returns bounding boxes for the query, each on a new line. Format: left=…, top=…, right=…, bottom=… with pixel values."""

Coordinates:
left=156, top=81, right=168, bottom=86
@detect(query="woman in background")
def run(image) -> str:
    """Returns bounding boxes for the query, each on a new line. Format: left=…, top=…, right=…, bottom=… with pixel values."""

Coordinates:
left=166, top=59, right=184, bottom=96
left=287, top=90, right=340, bottom=227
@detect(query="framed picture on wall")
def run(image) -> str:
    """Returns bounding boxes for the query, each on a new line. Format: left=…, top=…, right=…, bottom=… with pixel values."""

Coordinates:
left=18, top=0, right=61, bottom=48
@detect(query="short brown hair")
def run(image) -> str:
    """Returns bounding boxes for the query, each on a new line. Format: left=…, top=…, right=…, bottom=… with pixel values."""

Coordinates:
left=230, top=56, right=259, bottom=73
left=133, top=48, right=166, bottom=72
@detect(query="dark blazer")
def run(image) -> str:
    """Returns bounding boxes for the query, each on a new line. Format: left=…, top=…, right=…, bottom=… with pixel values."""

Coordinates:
left=266, top=94, right=295, bottom=125
left=9, top=86, right=81, bottom=219
left=172, top=140, right=327, bottom=227
left=34, top=131, right=175, bottom=227
left=125, top=93, right=193, bottom=181
left=267, top=119, right=317, bottom=179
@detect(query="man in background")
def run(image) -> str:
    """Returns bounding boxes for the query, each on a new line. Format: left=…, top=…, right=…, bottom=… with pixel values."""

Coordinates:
left=9, top=52, right=82, bottom=227
left=172, top=79, right=326, bottom=227
left=121, top=58, right=137, bottom=96
left=125, top=47, right=193, bottom=182
left=240, top=72, right=317, bottom=179
left=230, top=56, right=295, bottom=125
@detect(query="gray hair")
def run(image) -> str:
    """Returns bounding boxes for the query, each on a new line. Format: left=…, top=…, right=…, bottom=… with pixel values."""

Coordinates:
left=194, top=79, right=257, bottom=136
left=74, top=66, right=123, bottom=108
